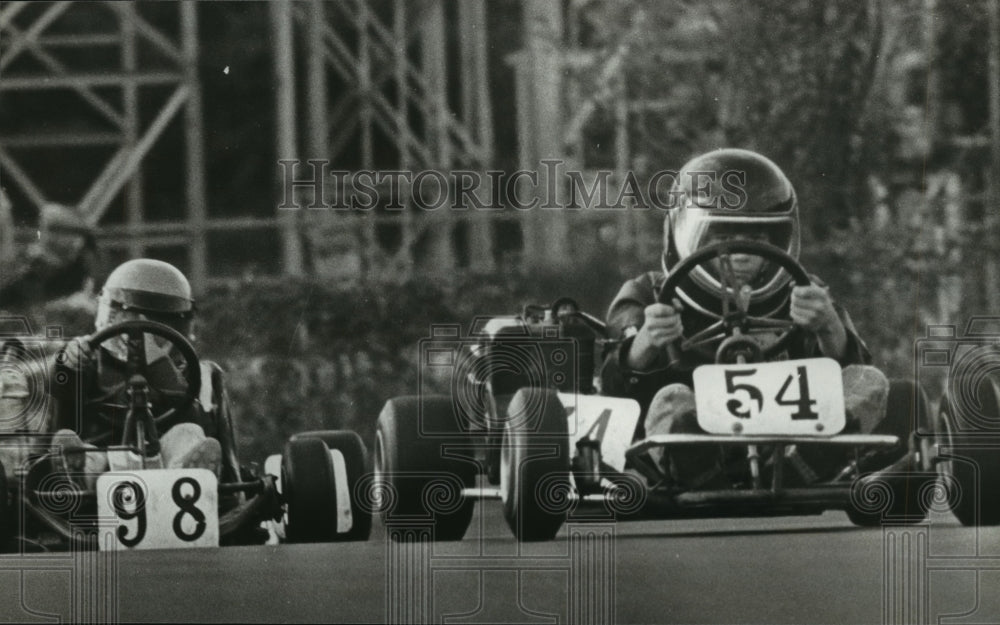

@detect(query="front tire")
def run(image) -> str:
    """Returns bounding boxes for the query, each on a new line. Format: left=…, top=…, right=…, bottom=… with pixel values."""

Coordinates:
left=282, top=437, right=339, bottom=543
left=0, top=460, right=8, bottom=550
left=938, top=388, right=1000, bottom=526
left=289, top=430, right=372, bottom=541
left=847, top=380, right=933, bottom=526
left=500, top=388, right=571, bottom=541
left=375, top=396, right=475, bottom=541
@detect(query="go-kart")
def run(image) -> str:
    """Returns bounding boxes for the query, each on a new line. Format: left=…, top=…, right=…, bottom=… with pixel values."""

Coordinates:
left=0, top=319, right=370, bottom=551
left=373, top=240, right=988, bottom=542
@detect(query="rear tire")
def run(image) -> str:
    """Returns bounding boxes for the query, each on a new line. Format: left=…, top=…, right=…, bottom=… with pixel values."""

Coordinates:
left=847, top=473, right=935, bottom=527
left=938, top=387, right=1000, bottom=526
left=282, top=437, right=338, bottom=543
left=848, top=380, right=932, bottom=526
left=289, top=430, right=372, bottom=541
left=500, top=388, right=571, bottom=541
left=0, top=460, right=8, bottom=551
left=375, top=396, right=475, bottom=541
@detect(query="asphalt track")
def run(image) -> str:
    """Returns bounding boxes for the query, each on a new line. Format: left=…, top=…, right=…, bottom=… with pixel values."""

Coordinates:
left=2, top=503, right=998, bottom=624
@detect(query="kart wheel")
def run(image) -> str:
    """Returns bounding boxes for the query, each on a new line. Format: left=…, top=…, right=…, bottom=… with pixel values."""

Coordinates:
left=282, top=437, right=339, bottom=543
left=375, top=396, right=475, bottom=541
left=290, top=430, right=373, bottom=541
left=938, top=389, right=1000, bottom=526
left=847, top=473, right=934, bottom=527
left=0, top=460, right=7, bottom=549
left=500, top=387, right=571, bottom=542
left=847, top=380, right=933, bottom=526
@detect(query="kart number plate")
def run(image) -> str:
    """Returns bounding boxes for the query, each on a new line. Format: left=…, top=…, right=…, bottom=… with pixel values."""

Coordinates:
left=558, top=393, right=641, bottom=471
left=97, top=469, right=219, bottom=551
left=693, top=358, right=845, bottom=436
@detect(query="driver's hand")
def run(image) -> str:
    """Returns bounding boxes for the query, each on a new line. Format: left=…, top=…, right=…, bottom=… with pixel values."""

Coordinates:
left=58, top=337, right=96, bottom=372
left=790, top=285, right=839, bottom=333
left=627, top=300, right=683, bottom=370
left=791, top=285, right=848, bottom=358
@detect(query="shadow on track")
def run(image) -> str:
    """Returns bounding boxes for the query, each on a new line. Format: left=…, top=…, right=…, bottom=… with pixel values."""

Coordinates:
left=605, top=524, right=876, bottom=540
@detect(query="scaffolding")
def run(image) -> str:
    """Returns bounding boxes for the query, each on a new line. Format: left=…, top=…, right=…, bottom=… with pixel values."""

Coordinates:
left=510, top=0, right=720, bottom=270
left=1, top=0, right=998, bottom=294
left=0, top=1, right=209, bottom=286
left=273, top=0, right=497, bottom=282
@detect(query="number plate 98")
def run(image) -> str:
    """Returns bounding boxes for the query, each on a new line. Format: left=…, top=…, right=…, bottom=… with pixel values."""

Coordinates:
left=97, top=469, right=219, bottom=551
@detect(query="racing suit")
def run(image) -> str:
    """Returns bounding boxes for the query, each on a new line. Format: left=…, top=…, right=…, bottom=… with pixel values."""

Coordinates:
left=600, top=270, right=889, bottom=488
left=48, top=337, right=242, bottom=484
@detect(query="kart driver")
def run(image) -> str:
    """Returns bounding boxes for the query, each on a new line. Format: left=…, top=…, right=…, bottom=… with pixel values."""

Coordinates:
left=601, top=148, right=889, bottom=489
left=48, top=259, right=238, bottom=484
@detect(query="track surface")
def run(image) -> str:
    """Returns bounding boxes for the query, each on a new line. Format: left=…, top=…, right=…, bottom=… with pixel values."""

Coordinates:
left=1, top=504, right=998, bottom=623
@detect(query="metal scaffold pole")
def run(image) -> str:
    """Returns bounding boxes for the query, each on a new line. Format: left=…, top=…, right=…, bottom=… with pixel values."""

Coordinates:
left=987, top=0, right=1000, bottom=311
left=271, top=0, right=304, bottom=278
left=181, top=1, right=208, bottom=290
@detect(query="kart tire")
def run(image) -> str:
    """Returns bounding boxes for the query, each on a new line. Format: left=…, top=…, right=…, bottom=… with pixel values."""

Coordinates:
left=846, top=473, right=935, bottom=527
left=0, top=460, right=7, bottom=550
left=282, top=436, right=339, bottom=543
left=375, top=396, right=475, bottom=542
left=289, top=430, right=373, bottom=541
left=500, top=387, right=571, bottom=542
left=847, top=380, right=932, bottom=526
left=938, top=384, right=1000, bottom=527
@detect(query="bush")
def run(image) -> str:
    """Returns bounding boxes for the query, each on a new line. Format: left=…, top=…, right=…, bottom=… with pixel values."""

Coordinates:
left=32, top=239, right=951, bottom=462
left=192, top=278, right=460, bottom=461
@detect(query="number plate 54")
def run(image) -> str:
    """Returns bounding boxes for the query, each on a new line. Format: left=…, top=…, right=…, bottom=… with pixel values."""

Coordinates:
left=693, top=358, right=845, bottom=436
left=97, top=469, right=219, bottom=551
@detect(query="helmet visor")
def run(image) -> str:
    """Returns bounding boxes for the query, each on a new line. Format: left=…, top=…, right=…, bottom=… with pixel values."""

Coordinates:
left=673, top=210, right=796, bottom=295
left=674, top=212, right=794, bottom=257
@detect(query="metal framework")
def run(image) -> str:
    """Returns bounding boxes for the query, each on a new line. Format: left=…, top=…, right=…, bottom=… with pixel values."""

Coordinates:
left=2, top=0, right=996, bottom=291
left=511, top=0, right=718, bottom=269
left=274, top=0, right=497, bottom=282
left=0, top=1, right=209, bottom=287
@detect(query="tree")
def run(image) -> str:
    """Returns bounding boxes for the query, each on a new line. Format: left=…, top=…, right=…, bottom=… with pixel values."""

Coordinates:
left=717, top=0, right=885, bottom=239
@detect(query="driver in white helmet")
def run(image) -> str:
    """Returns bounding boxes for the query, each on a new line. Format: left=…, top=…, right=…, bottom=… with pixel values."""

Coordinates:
left=49, top=259, right=235, bottom=483
left=601, top=149, right=887, bottom=489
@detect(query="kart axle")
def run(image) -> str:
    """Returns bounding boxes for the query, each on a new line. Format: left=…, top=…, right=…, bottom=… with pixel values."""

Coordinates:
left=671, top=486, right=853, bottom=506
left=628, top=433, right=901, bottom=455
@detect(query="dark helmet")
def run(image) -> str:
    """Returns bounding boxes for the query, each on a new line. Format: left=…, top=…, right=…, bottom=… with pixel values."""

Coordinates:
left=663, top=149, right=800, bottom=310
left=96, top=259, right=195, bottom=334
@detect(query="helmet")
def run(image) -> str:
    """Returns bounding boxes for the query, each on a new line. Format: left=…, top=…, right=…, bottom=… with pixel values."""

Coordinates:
left=95, top=259, right=195, bottom=336
left=663, top=149, right=800, bottom=312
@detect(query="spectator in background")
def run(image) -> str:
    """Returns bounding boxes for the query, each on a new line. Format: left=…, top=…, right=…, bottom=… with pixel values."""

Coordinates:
left=0, top=203, right=99, bottom=312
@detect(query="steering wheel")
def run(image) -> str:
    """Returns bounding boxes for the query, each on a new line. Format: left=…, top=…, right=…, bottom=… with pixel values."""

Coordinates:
left=657, top=240, right=812, bottom=363
left=85, top=319, right=201, bottom=439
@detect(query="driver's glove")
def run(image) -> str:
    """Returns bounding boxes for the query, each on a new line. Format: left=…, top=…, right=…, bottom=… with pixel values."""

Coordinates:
left=627, top=301, right=684, bottom=370
left=58, top=337, right=96, bottom=373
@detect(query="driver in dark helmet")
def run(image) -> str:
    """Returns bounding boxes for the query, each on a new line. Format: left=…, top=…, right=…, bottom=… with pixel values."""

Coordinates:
left=48, top=259, right=235, bottom=484
left=601, top=149, right=887, bottom=489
